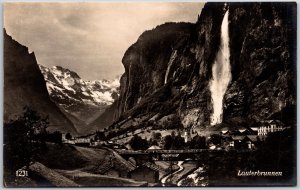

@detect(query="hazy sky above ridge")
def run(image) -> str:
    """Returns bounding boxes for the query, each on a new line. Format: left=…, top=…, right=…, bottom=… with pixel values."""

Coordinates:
left=4, top=2, right=204, bottom=80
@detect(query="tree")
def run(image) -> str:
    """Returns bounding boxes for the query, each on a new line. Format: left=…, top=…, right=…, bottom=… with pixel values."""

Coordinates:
left=171, top=130, right=176, bottom=138
left=111, top=91, right=119, bottom=100
left=154, top=132, right=162, bottom=140
left=163, top=131, right=186, bottom=150
left=174, top=134, right=185, bottom=149
left=50, top=131, right=62, bottom=144
left=129, top=135, right=149, bottom=150
left=21, top=106, right=48, bottom=136
left=65, top=132, right=72, bottom=140
left=94, top=131, right=106, bottom=141
left=180, top=177, right=195, bottom=186
left=163, top=135, right=173, bottom=150
left=210, top=134, right=222, bottom=145
left=4, top=106, right=49, bottom=182
left=190, top=135, right=206, bottom=149
left=150, top=140, right=159, bottom=146
left=150, top=132, right=162, bottom=145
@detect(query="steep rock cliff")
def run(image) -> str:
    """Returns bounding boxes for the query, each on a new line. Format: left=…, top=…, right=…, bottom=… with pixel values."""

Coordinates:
left=4, top=30, right=78, bottom=135
left=111, top=4, right=226, bottom=128
left=99, top=2, right=296, bottom=131
left=114, top=22, right=195, bottom=120
left=224, top=3, right=297, bottom=123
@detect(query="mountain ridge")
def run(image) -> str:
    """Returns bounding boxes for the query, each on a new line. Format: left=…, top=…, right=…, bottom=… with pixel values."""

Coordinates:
left=4, top=29, right=78, bottom=135
left=39, top=64, right=120, bottom=134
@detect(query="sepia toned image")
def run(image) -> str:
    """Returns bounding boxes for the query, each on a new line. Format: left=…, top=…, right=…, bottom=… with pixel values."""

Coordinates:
left=3, top=1, right=297, bottom=187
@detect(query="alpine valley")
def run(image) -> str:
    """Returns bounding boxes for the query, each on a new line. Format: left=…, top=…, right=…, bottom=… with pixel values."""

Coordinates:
left=3, top=2, right=297, bottom=187
left=39, top=65, right=120, bottom=134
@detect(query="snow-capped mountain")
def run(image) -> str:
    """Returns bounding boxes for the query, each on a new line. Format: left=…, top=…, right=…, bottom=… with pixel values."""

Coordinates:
left=39, top=64, right=120, bottom=133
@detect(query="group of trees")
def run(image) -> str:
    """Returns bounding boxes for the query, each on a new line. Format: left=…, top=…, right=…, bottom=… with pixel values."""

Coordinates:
left=164, top=132, right=207, bottom=150
left=34, top=131, right=63, bottom=144
left=94, top=131, right=106, bottom=141
left=189, top=135, right=207, bottom=149
left=209, top=134, right=222, bottom=146
left=4, top=107, right=50, bottom=180
left=163, top=131, right=185, bottom=149
left=151, top=115, right=185, bottom=131
left=95, top=114, right=186, bottom=142
left=129, top=135, right=149, bottom=150
left=4, top=106, right=69, bottom=185
left=99, top=124, right=142, bottom=140
left=148, top=132, right=162, bottom=146
left=127, top=130, right=208, bottom=150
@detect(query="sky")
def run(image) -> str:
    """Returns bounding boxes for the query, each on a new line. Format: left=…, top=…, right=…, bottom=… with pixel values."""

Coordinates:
left=4, top=2, right=204, bottom=80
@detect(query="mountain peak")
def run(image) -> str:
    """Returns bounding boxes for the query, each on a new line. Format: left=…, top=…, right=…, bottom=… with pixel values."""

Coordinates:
left=39, top=64, right=120, bottom=134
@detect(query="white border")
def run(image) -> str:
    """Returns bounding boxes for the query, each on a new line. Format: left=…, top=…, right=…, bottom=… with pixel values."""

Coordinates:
left=0, top=1, right=298, bottom=190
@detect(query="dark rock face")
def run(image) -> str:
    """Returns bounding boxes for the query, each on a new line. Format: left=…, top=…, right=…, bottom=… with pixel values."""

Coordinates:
left=109, top=4, right=225, bottom=128
left=224, top=2, right=297, bottom=122
left=4, top=30, right=77, bottom=135
left=107, top=2, right=296, bottom=130
left=114, top=23, right=195, bottom=119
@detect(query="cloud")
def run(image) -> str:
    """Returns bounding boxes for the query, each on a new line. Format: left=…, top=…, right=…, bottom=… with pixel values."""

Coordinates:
left=4, top=2, right=204, bottom=80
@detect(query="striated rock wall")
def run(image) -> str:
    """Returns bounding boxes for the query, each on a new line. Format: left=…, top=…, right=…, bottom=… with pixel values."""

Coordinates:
left=114, top=22, right=195, bottom=120
left=100, top=2, right=297, bottom=130
left=224, top=3, right=297, bottom=122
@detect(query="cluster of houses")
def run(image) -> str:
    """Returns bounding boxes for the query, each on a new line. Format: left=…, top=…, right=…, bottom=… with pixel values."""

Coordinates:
left=110, top=120, right=286, bottom=183
left=62, top=136, right=91, bottom=146
left=255, top=120, right=284, bottom=136
left=57, top=120, right=287, bottom=185
left=208, top=120, right=287, bottom=150
left=62, top=120, right=286, bottom=151
left=177, top=120, right=287, bottom=150
left=61, top=133, right=128, bottom=149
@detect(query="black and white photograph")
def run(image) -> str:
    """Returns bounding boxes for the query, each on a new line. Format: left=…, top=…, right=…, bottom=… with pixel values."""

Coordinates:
left=3, top=1, right=297, bottom=187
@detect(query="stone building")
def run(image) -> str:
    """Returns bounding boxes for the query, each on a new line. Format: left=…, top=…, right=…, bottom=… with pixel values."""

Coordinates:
left=128, top=163, right=159, bottom=183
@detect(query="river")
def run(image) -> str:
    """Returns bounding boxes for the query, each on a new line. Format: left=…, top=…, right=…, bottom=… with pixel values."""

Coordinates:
left=160, top=161, right=208, bottom=187
left=177, top=165, right=209, bottom=186
left=161, top=161, right=184, bottom=186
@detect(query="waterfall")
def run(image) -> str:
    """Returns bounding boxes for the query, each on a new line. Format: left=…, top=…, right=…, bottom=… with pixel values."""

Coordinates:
left=209, top=10, right=231, bottom=125
left=164, top=50, right=177, bottom=84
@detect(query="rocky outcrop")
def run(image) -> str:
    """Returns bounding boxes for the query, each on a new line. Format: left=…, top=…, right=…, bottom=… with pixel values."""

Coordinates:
left=4, top=30, right=77, bottom=135
left=105, top=2, right=296, bottom=131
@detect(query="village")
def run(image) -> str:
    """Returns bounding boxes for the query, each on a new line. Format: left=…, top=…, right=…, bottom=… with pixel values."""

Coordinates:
left=55, top=119, right=288, bottom=185
left=62, top=119, right=287, bottom=152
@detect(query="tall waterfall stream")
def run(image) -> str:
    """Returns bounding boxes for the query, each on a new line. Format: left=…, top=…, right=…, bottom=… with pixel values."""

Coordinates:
left=209, top=10, right=231, bottom=125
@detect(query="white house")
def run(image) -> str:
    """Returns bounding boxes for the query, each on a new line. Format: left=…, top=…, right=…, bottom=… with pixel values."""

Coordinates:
left=258, top=120, right=284, bottom=136
left=184, top=131, right=191, bottom=143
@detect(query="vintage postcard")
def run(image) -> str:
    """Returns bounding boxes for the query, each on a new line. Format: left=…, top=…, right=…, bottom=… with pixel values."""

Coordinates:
left=3, top=1, right=297, bottom=187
